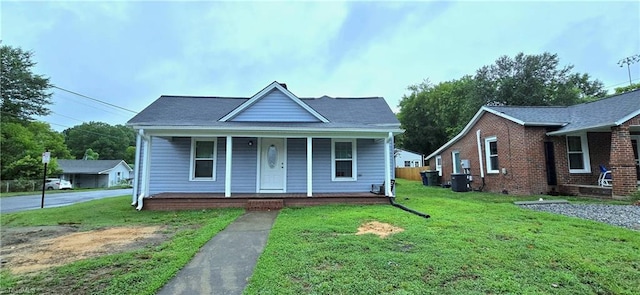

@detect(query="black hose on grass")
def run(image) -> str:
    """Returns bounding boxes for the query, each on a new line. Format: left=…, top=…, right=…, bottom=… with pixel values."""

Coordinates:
left=388, top=196, right=430, bottom=219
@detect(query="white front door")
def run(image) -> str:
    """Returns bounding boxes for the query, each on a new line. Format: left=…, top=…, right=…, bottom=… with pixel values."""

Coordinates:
left=260, top=138, right=285, bottom=192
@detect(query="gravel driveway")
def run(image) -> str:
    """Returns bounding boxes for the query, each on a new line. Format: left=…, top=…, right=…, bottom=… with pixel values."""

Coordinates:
left=518, top=203, right=640, bottom=231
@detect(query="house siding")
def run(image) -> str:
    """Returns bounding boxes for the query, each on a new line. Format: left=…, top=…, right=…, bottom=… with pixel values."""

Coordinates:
left=106, top=163, right=132, bottom=187
left=146, top=136, right=389, bottom=195
left=231, top=137, right=258, bottom=193
left=148, top=137, right=227, bottom=194
left=311, top=138, right=386, bottom=193
left=430, top=112, right=546, bottom=195
left=287, top=138, right=307, bottom=192
left=231, top=89, right=319, bottom=122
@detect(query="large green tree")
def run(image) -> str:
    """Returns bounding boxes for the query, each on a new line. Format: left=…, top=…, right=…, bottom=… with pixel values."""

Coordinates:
left=0, top=121, right=71, bottom=179
left=1, top=45, right=52, bottom=123
left=397, top=76, right=478, bottom=156
left=474, top=52, right=606, bottom=106
left=397, top=52, right=607, bottom=156
left=63, top=122, right=135, bottom=160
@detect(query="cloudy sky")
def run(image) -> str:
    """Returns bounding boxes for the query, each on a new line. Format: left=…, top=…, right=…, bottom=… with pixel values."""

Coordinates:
left=2, top=1, right=639, bottom=131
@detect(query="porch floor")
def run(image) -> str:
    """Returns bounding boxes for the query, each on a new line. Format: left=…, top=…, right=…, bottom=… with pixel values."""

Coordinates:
left=143, top=192, right=390, bottom=211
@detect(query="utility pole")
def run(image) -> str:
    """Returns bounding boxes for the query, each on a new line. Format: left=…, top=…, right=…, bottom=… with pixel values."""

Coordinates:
left=618, top=54, right=640, bottom=86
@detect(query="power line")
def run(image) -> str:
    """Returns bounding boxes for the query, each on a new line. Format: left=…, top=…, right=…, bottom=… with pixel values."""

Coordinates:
left=50, top=111, right=86, bottom=123
left=52, top=85, right=138, bottom=114
left=51, top=92, right=132, bottom=118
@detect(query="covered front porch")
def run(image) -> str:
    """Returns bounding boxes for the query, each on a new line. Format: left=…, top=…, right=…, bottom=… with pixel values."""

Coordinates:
left=553, top=119, right=640, bottom=198
left=131, top=129, right=399, bottom=210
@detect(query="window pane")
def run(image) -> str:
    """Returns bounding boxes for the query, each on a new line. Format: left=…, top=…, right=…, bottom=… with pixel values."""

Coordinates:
left=489, top=141, right=498, bottom=155
left=569, top=154, right=584, bottom=169
left=335, top=160, right=353, bottom=177
left=567, top=137, right=582, bottom=152
left=196, top=141, right=214, bottom=158
left=195, top=160, right=213, bottom=178
left=490, top=156, right=499, bottom=171
left=404, top=161, right=411, bottom=167
left=335, top=142, right=352, bottom=159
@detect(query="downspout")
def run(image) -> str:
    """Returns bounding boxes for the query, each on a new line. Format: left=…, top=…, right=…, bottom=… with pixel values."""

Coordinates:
left=132, top=129, right=142, bottom=206
left=476, top=129, right=485, bottom=191
left=386, top=132, right=430, bottom=219
left=136, top=131, right=150, bottom=211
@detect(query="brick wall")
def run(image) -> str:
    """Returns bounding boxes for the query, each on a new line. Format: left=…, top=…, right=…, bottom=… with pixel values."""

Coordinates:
left=428, top=112, right=634, bottom=196
left=610, top=114, right=638, bottom=196
left=432, top=112, right=547, bottom=195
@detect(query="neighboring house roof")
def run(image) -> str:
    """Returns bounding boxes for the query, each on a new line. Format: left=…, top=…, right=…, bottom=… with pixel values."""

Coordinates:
left=426, top=89, right=640, bottom=160
left=127, top=81, right=401, bottom=132
left=57, top=160, right=132, bottom=174
left=395, top=148, right=423, bottom=157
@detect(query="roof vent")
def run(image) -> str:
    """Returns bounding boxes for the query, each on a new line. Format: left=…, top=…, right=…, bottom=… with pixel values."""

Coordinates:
left=279, top=83, right=287, bottom=89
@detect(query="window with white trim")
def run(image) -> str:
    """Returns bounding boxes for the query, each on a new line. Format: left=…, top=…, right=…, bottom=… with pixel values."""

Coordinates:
left=331, top=139, right=357, bottom=181
left=452, top=151, right=461, bottom=174
left=566, top=135, right=591, bottom=173
left=485, top=137, right=499, bottom=173
left=404, top=161, right=411, bottom=167
left=435, top=155, right=442, bottom=176
left=190, top=138, right=217, bottom=180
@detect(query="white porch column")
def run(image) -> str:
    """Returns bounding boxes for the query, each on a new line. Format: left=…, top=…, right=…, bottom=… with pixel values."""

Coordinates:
left=385, top=132, right=393, bottom=197
left=132, top=129, right=142, bottom=205
left=307, top=137, right=313, bottom=197
left=225, top=136, right=232, bottom=197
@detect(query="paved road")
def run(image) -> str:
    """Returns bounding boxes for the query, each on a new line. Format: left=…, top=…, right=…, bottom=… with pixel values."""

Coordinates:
left=0, top=189, right=132, bottom=213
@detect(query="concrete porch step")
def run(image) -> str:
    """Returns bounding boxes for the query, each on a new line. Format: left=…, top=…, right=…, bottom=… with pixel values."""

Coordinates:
left=246, top=199, right=284, bottom=211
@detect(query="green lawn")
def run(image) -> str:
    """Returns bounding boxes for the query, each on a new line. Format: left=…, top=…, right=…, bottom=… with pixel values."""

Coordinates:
left=0, top=196, right=243, bottom=295
left=245, top=180, right=640, bottom=295
left=2, top=181, right=638, bottom=294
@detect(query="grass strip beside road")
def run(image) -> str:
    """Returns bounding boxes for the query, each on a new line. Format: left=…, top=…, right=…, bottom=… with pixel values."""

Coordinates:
left=0, top=196, right=243, bottom=295
left=245, top=179, right=640, bottom=295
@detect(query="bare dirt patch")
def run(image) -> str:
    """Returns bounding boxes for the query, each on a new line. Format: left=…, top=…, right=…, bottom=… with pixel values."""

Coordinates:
left=1, top=225, right=167, bottom=274
left=356, top=221, right=404, bottom=238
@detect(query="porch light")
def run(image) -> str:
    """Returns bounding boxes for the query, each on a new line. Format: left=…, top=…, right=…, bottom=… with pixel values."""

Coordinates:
left=248, top=140, right=254, bottom=146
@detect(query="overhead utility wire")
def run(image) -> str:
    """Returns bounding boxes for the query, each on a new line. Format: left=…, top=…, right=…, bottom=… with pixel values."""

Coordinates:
left=52, top=92, right=132, bottom=118
left=52, top=85, right=138, bottom=114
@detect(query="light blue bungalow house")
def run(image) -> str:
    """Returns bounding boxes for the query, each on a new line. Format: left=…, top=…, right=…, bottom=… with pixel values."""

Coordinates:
left=127, top=82, right=403, bottom=210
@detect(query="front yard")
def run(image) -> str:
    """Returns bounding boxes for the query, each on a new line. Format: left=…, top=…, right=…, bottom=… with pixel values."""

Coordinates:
left=1, top=179, right=638, bottom=294
left=245, top=180, right=639, bottom=294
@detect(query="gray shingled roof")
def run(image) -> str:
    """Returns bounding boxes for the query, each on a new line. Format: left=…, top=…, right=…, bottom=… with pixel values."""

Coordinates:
left=486, top=89, right=640, bottom=134
left=127, top=95, right=400, bottom=129
left=57, top=160, right=131, bottom=174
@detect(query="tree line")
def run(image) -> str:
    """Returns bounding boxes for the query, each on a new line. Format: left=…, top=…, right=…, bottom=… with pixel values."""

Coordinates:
left=1, top=45, right=136, bottom=180
left=396, top=52, right=612, bottom=156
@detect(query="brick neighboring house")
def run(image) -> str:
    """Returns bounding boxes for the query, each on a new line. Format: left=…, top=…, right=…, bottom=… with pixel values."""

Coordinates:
left=425, top=89, right=640, bottom=198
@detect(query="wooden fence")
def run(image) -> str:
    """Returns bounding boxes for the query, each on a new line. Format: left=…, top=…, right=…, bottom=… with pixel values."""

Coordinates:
left=395, top=166, right=430, bottom=181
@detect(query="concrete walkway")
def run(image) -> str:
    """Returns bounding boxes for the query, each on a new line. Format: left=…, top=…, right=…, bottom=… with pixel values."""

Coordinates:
left=157, top=211, right=279, bottom=295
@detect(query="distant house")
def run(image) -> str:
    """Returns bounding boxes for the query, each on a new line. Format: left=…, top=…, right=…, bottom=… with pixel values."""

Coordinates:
left=57, top=160, right=133, bottom=188
left=426, top=90, right=640, bottom=198
left=395, top=148, right=423, bottom=167
left=126, top=81, right=403, bottom=210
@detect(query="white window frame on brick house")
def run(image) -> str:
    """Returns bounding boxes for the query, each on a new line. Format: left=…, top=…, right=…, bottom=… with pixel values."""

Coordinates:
left=484, top=136, right=499, bottom=174
left=452, top=151, right=462, bottom=174
left=190, top=138, right=217, bottom=181
left=331, top=139, right=357, bottom=181
left=435, top=155, right=442, bottom=176
left=566, top=134, right=591, bottom=174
